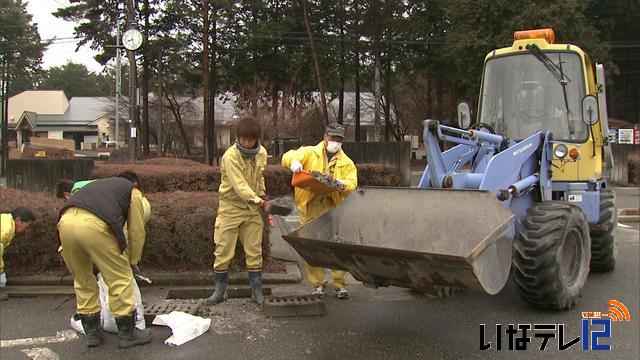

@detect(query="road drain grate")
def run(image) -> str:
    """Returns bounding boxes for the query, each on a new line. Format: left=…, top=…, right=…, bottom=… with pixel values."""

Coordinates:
left=143, top=301, right=203, bottom=324
left=165, top=287, right=272, bottom=300
left=262, top=295, right=325, bottom=317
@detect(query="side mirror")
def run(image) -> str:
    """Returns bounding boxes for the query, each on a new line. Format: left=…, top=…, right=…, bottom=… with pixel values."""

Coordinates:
left=457, top=102, right=472, bottom=129
left=581, top=95, right=599, bottom=126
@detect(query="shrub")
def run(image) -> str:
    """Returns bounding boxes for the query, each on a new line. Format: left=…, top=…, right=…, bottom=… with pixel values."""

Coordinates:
left=90, top=163, right=221, bottom=193
left=90, top=162, right=402, bottom=195
left=143, top=158, right=208, bottom=167
left=0, top=188, right=65, bottom=275
left=0, top=189, right=272, bottom=275
left=143, top=191, right=271, bottom=272
left=357, top=163, right=402, bottom=187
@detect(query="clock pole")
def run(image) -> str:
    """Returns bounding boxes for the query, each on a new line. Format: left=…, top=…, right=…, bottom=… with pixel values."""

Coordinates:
left=126, top=0, right=138, bottom=160
left=115, top=18, right=121, bottom=150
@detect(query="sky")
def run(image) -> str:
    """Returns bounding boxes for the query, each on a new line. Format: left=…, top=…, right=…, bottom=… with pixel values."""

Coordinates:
left=26, top=0, right=103, bottom=73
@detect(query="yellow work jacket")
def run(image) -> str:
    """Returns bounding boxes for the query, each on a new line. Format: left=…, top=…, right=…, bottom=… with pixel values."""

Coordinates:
left=142, top=197, right=151, bottom=224
left=218, top=144, right=267, bottom=214
left=0, top=213, right=16, bottom=273
left=126, top=188, right=146, bottom=265
left=282, top=141, right=358, bottom=222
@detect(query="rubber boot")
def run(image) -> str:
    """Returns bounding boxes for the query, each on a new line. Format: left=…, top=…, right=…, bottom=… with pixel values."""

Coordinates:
left=79, top=313, right=104, bottom=347
left=204, top=272, right=228, bottom=305
left=248, top=271, right=263, bottom=305
left=115, top=312, right=152, bottom=348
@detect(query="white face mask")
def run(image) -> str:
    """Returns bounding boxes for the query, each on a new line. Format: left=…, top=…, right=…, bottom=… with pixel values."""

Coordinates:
left=326, top=141, right=342, bottom=154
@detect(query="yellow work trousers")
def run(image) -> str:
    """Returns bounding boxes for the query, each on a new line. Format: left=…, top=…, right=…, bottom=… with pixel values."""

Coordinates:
left=305, top=263, right=347, bottom=288
left=58, top=207, right=135, bottom=317
left=301, top=195, right=347, bottom=289
left=213, top=208, right=263, bottom=272
left=0, top=243, right=5, bottom=274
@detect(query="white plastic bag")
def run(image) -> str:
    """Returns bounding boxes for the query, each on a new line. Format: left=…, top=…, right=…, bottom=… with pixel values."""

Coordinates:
left=70, top=314, right=84, bottom=334
left=152, top=311, right=211, bottom=346
left=70, top=273, right=146, bottom=334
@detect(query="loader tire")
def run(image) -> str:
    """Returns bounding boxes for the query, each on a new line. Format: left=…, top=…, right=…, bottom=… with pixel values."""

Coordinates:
left=589, top=189, right=617, bottom=272
left=513, top=201, right=590, bottom=310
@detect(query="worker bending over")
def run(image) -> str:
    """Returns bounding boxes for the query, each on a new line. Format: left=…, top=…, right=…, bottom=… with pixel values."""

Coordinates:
left=57, top=173, right=151, bottom=348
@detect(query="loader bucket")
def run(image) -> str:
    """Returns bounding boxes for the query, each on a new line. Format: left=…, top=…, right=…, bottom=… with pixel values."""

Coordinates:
left=283, top=187, right=516, bottom=295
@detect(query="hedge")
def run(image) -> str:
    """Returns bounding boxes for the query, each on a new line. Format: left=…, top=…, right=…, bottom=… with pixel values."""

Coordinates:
left=1, top=160, right=401, bottom=275
left=0, top=188, right=273, bottom=275
left=0, top=189, right=63, bottom=275
left=90, top=160, right=402, bottom=195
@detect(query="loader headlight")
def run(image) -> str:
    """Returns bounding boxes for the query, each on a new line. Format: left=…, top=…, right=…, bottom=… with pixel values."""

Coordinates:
left=554, top=144, right=569, bottom=159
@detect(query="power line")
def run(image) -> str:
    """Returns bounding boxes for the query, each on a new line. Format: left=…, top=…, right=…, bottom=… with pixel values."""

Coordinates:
left=51, top=0, right=68, bottom=7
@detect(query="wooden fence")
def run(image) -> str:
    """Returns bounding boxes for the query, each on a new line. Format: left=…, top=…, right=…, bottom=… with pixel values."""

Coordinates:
left=6, top=159, right=94, bottom=193
left=610, top=144, right=640, bottom=186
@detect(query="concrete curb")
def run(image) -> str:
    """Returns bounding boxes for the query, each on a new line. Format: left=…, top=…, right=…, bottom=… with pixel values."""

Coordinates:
left=619, top=208, right=640, bottom=223
left=7, top=262, right=302, bottom=287
left=619, top=215, right=640, bottom=223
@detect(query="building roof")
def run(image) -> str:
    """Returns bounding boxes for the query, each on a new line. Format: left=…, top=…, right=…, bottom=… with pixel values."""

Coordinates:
left=12, top=96, right=126, bottom=131
left=161, top=93, right=240, bottom=125
left=327, top=92, right=381, bottom=126
left=176, top=91, right=381, bottom=127
left=33, top=97, right=114, bottom=125
left=32, top=125, right=99, bottom=133
left=9, top=91, right=385, bottom=132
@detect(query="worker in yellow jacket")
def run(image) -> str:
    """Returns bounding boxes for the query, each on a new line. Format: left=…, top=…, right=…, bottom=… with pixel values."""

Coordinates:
left=282, top=122, right=358, bottom=299
left=205, top=117, right=269, bottom=306
left=57, top=172, right=152, bottom=348
left=0, top=207, right=36, bottom=300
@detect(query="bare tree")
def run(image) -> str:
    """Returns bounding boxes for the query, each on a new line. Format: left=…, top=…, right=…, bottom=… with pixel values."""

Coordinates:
left=302, top=0, right=328, bottom=125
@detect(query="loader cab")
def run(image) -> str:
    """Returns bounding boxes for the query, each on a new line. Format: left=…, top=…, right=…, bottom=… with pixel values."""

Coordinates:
left=476, top=29, right=604, bottom=182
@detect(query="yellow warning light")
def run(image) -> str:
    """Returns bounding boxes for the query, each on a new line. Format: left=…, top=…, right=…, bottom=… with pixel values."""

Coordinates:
left=514, top=28, right=556, bottom=44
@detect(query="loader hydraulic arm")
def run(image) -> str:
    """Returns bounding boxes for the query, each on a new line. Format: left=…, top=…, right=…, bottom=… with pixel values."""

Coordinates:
left=420, top=120, right=508, bottom=188
left=420, top=119, right=552, bottom=208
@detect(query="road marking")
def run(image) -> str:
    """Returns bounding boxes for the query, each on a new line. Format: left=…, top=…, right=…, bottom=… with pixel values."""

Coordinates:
left=618, top=223, right=632, bottom=228
left=21, top=347, right=61, bottom=360
left=0, top=330, right=78, bottom=348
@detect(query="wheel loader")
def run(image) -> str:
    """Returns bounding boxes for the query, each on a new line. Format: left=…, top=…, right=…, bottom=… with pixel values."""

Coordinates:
left=283, top=28, right=617, bottom=310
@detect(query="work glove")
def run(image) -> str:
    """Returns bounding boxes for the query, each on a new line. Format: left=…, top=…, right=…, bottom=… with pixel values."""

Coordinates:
left=0, top=272, right=6, bottom=287
left=290, top=160, right=303, bottom=173
left=336, top=179, right=348, bottom=190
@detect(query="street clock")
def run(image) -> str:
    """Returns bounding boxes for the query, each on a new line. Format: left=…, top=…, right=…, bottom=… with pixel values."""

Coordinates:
left=122, top=28, right=143, bottom=51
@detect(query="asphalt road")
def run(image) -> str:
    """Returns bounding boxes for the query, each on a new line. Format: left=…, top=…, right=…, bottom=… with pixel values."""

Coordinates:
left=0, top=189, right=638, bottom=360
left=611, top=186, right=640, bottom=210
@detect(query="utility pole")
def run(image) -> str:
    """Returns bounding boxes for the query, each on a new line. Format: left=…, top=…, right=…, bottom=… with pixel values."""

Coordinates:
left=115, top=18, right=121, bottom=149
left=0, top=64, right=5, bottom=181
left=1, top=58, right=9, bottom=181
left=203, top=0, right=210, bottom=165
left=127, top=46, right=137, bottom=160
left=157, top=53, right=163, bottom=156
left=142, top=0, right=150, bottom=158
left=354, top=0, right=361, bottom=142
